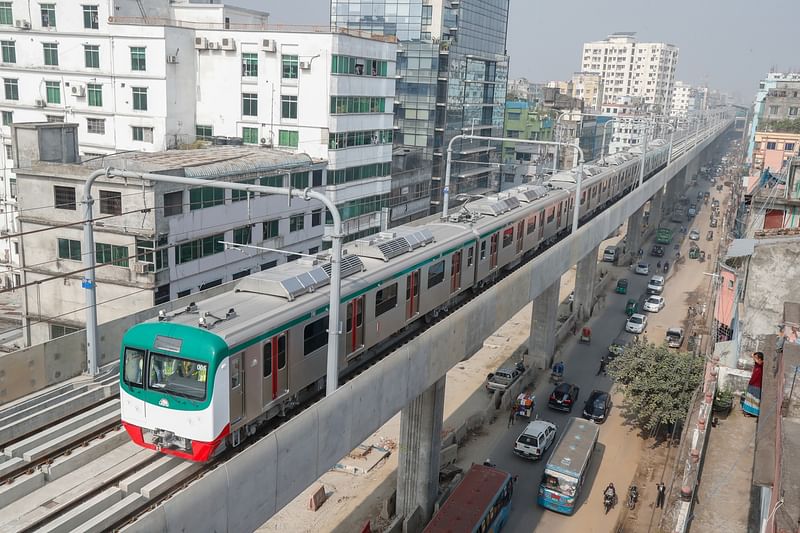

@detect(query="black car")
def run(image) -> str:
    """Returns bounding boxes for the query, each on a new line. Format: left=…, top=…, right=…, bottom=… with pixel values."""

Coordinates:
left=608, top=332, right=636, bottom=358
left=650, top=245, right=664, bottom=257
left=548, top=383, right=580, bottom=412
left=583, top=390, right=612, bottom=423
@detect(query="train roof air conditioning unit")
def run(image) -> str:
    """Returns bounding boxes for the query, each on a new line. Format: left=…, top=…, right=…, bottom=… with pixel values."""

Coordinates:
left=261, top=39, right=276, bottom=52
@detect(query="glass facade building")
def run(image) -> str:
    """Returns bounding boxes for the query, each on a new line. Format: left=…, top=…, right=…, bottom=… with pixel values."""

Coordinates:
left=331, top=0, right=510, bottom=218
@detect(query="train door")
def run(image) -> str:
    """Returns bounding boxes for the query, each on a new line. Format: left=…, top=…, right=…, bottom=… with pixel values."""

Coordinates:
left=346, top=296, right=365, bottom=354
left=538, top=211, right=545, bottom=239
left=515, top=220, right=525, bottom=254
left=556, top=201, right=563, bottom=227
left=406, top=269, right=420, bottom=319
left=450, top=251, right=462, bottom=293
left=490, top=233, right=499, bottom=269
left=230, top=353, right=244, bottom=423
left=262, top=333, right=287, bottom=402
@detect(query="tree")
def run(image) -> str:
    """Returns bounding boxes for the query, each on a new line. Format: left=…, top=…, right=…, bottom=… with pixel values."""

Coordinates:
left=607, top=338, right=705, bottom=433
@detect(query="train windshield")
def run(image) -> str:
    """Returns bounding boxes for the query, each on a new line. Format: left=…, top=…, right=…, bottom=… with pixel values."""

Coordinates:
left=147, top=352, right=208, bottom=401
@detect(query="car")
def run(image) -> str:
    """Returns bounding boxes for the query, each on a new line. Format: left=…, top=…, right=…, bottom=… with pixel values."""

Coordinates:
left=486, top=366, right=523, bottom=393
left=602, top=246, right=619, bottom=263
left=608, top=332, right=636, bottom=358
left=704, top=191, right=710, bottom=199
left=635, top=262, right=650, bottom=275
left=650, top=245, right=664, bottom=257
left=625, top=313, right=648, bottom=334
left=688, top=229, right=700, bottom=241
left=711, top=199, right=720, bottom=208
left=583, top=390, right=612, bottom=423
left=643, top=295, right=665, bottom=312
left=647, top=275, right=665, bottom=294
left=666, top=327, right=685, bottom=348
left=697, top=191, right=705, bottom=200
left=548, top=382, right=580, bottom=412
left=513, top=420, right=557, bottom=460
left=710, top=218, right=718, bottom=228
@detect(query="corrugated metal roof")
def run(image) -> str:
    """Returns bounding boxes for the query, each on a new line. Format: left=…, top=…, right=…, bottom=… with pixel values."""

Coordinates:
left=726, top=238, right=756, bottom=259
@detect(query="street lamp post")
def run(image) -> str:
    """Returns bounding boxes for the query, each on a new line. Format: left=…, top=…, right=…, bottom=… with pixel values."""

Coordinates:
left=599, top=119, right=615, bottom=162
left=83, top=169, right=345, bottom=397
left=638, top=121, right=650, bottom=188
left=551, top=110, right=568, bottom=175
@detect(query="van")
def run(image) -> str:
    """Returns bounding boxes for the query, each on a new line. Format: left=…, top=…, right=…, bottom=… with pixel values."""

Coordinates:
left=513, top=420, right=557, bottom=460
left=602, top=246, right=618, bottom=263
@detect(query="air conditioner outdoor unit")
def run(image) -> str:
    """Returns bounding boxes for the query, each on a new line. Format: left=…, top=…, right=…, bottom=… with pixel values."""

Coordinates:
left=133, top=262, right=151, bottom=274
left=70, top=84, right=86, bottom=97
left=299, top=61, right=311, bottom=70
left=194, top=36, right=208, bottom=49
left=207, top=42, right=218, bottom=50
left=34, top=98, right=45, bottom=107
left=220, top=38, right=235, bottom=50
left=14, top=19, right=31, bottom=29
left=261, top=39, right=276, bottom=52
left=166, top=55, right=178, bottom=64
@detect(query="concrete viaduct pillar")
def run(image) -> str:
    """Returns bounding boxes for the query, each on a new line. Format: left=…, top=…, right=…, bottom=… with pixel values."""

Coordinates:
left=396, top=375, right=446, bottom=532
left=625, top=205, right=645, bottom=265
left=529, top=277, right=560, bottom=370
left=650, top=188, right=664, bottom=228
left=574, top=245, right=599, bottom=322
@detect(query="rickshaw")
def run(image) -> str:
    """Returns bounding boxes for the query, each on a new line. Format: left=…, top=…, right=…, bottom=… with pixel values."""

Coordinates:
left=625, top=298, right=638, bottom=317
left=550, top=362, right=564, bottom=384
left=699, top=250, right=706, bottom=262
left=706, top=230, right=713, bottom=241
left=515, top=392, right=536, bottom=418
left=615, top=278, right=629, bottom=294
left=579, top=327, right=592, bottom=344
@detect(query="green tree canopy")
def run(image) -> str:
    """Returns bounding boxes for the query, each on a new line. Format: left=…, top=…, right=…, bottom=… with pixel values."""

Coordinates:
left=758, top=118, right=800, bottom=134
left=607, top=338, right=705, bottom=433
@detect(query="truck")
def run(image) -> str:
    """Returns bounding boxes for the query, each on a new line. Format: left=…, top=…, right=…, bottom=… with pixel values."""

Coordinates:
left=656, top=227, right=673, bottom=245
left=486, top=364, right=524, bottom=393
left=671, top=205, right=685, bottom=223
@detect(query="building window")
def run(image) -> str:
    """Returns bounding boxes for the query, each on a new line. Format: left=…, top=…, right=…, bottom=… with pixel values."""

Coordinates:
left=177, top=289, right=191, bottom=298
left=421, top=5, right=432, bottom=25
left=790, top=107, right=799, bottom=117
left=96, top=242, right=129, bottom=267
left=331, top=55, right=388, bottom=77
left=40, top=3, right=56, bottom=27
left=767, top=141, right=777, bottom=150
left=291, top=171, right=308, bottom=188
left=231, top=179, right=254, bottom=202
left=329, top=129, right=392, bottom=150
left=261, top=175, right=283, bottom=188
left=311, top=209, right=322, bottom=226
left=86, top=117, right=105, bottom=134
left=199, top=279, right=222, bottom=291
left=232, top=269, right=250, bottom=280
left=44, top=81, right=60, bottom=103
left=87, top=83, right=102, bottom=106
left=1, top=40, right=14, bottom=63
left=0, top=2, right=11, bottom=25
left=278, top=130, right=299, bottom=148
left=132, top=87, right=147, bottom=110
left=189, top=187, right=224, bottom=210
left=54, top=185, right=76, bottom=210
left=99, top=189, right=121, bottom=214
left=43, top=43, right=59, bottom=66
left=3, top=78, right=17, bottom=100
left=241, top=52, right=258, bottom=77
left=136, top=237, right=168, bottom=271
left=196, top=125, right=213, bottom=140
left=1, top=110, right=11, bottom=126
left=46, top=114, right=63, bottom=122
left=132, top=126, right=153, bottom=142
left=232, top=225, right=252, bottom=245
left=242, top=92, right=257, bottom=116
left=313, top=169, right=323, bottom=187
left=329, top=96, right=387, bottom=114
left=154, top=284, right=170, bottom=304
left=785, top=143, right=796, bottom=151
left=282, top=54, right=298, bottom=79
left=84, top=44, right=99, bottom=68
left=130, top=47, right=146, bottom=71
left=281, top=95, right=297, bottom=119
left=83, top=5, right=98, bottom=29
left=769, top=105, right=779, bottom=115
left=263, top=219, right=279, bottom=239
left=289, top=213, right=304, bottom=232
left=328, top=162, right=391, bottom=185
left=57, top=238, right=81, bottom=260
left=4, top=144, right=11, bottom=159
left=261, top=260, right=277, bottom=271
left=242, top=127, right=259, bottom=144
left=163, top=191, right=183, bottom=216
left=375, top=283, right=398, bottom=317
left=50, top=324, right=79, bottom=339
left=176, top=233, right=225, bottom=264
left=303, top=316, right=328, bottom=355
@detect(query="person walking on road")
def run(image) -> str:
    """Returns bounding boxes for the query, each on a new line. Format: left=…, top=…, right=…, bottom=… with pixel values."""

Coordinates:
left=656, top=481, right=666, bottom=508
left=508, top=406, right=516, bottom=428
left=597, top=355, right=607, bottom=376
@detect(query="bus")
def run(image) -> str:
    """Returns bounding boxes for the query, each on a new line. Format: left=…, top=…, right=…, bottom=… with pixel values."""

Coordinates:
left=537, top=417, right=600, bottom=515
left=424, top=463, right=514, bottom=533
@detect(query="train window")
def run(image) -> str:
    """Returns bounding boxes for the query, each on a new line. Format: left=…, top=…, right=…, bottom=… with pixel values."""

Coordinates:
left=546, top=209, right=555, bottom=223
left=479, top=240, right=487, bottom=260
left=123, top=347, right=145, bottom=387
left=277, top=335, right=287, bottom=370
left=263, top=342, right=272, bottom=378
left=527, top=215, right=536, bottom=234
left=303, top=317, right=329, bottom=355
left=147, top=353, right=208, bottom=401
left=467, top=247, right=474, bottom=267
left=427, top=260, right=445, bottom=288
left=502, top=227, right=513, bottom=248
left=375, top=283, right=398, bottom=317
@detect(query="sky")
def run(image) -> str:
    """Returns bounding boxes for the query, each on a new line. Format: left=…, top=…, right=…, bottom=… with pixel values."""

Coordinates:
left=238, top=0, right=800, bottom=104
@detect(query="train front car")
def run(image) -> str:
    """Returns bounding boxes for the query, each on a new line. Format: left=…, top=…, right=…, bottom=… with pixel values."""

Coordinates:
left=120, top=323, right=230, bottom=462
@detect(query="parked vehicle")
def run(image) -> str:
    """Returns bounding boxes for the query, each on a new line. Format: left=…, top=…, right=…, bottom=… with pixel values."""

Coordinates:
left=650, top=244, right=664, bottom=257
left=688, top=229, right=700, bottom=241
left=707, top=230, right=714, bottom=241
left=647, top=275, right=665, bottom=294
left=666, top=327, right=685, bottom=348
left=625, top=298, right=638, bottom=317
left=643, top=295, right=665, bottom=312
left=625, top=313, right=647, bottom=334
left=548, top=383, right=581, bottom=412
left=486, top=365, right=524, bottom=393
left=608, top=332, right=635, bottom=358
left=513, top=420, right=557, bottom=460
left=616, top=279, right=629, bottom=294
left=602, top=246, right=618, bottom=263
left=688, top=205, right=697, bottom=218
left=710, top=217, right=718, bottom=228
left=579, top=327, right=592, bottom=344
left=635, top=262, right=650, bottom=275
left=583, top=390, right=612, bottom=423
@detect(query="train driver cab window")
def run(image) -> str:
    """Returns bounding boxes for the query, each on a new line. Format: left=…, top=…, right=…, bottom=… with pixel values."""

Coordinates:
left=123, top=347, right=145, bottom=387
left=147, top=353, right=208, bottom=401
left=480, top=240, right=487, bottom=260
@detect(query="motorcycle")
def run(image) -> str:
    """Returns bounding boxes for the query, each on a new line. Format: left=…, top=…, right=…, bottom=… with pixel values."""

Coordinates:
left=603, top=489, right=617, bottom=515
left=627, top=485, right=639, bottom=510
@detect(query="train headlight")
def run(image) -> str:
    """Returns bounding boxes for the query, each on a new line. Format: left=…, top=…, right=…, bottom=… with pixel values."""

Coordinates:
left=158, top=398, right=170, bottom=407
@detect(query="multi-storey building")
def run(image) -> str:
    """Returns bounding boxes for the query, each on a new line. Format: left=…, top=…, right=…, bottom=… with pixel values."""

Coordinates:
left=670, top=81, right=698, bottom=118
left=0, top=0, right=397, bottom=287
left=507, top=78, right=545, bottom=106
left=599, top=95, right=646, bottom=154
left=747, top=73, right=800, bottom=163
left=571, top=72, right=605, bottom=112
left=331, top=0, right=510, bottom=213
left=580, top=32, right=678, bottom=114
left=749, top=79, right=800, bottom=173
left=501, top=101, right=553, bottom=184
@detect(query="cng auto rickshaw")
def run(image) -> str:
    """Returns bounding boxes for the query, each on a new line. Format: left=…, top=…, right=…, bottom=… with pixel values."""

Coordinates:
left=616, top=279, right=629, bottom=294
left=689, top=245, right=700, bottom=260
left=625, top=299, right=638, bottom=317
left=579, top=327, right=591, bottom=344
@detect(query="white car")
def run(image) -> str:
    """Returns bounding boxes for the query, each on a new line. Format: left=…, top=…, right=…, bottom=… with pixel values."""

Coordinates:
left=626, top=313, right=648, bottom=334
left=643, top=295, right=665, bottom=312
left=689, top=229, right=700, bottom=241
left=647, top=275, right=665, bottom=294
left=634, top=262, right=650, bottom=275
left=513, top=420, right=557, bottom=460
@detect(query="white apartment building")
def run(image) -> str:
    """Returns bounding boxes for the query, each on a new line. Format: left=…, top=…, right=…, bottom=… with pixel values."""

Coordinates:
left=14, top=122, right=331, bottom=345
left=599, top=95, right=646, bottom=154
left=581, top=32, right=678, bottom=113
left=670, top=81, right=697, bottom=118
left=0, top=0, right=396, bottom=289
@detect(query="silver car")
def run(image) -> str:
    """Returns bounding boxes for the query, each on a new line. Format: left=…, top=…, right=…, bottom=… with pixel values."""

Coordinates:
left=626, top=313, right=647, bottom=334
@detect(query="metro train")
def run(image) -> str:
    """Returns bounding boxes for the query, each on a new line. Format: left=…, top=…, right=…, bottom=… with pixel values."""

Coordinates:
left=120, top=134, right=688, bottom=461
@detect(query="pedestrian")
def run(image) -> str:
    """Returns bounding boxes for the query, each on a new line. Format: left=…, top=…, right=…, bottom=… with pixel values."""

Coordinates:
left=656, top=482, right=666, bottom=508
left=638, top=248, right=643, bottom=258
left=508, top=407, right=516, bottom=428
left=597, top=355, right=607, bottom=376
